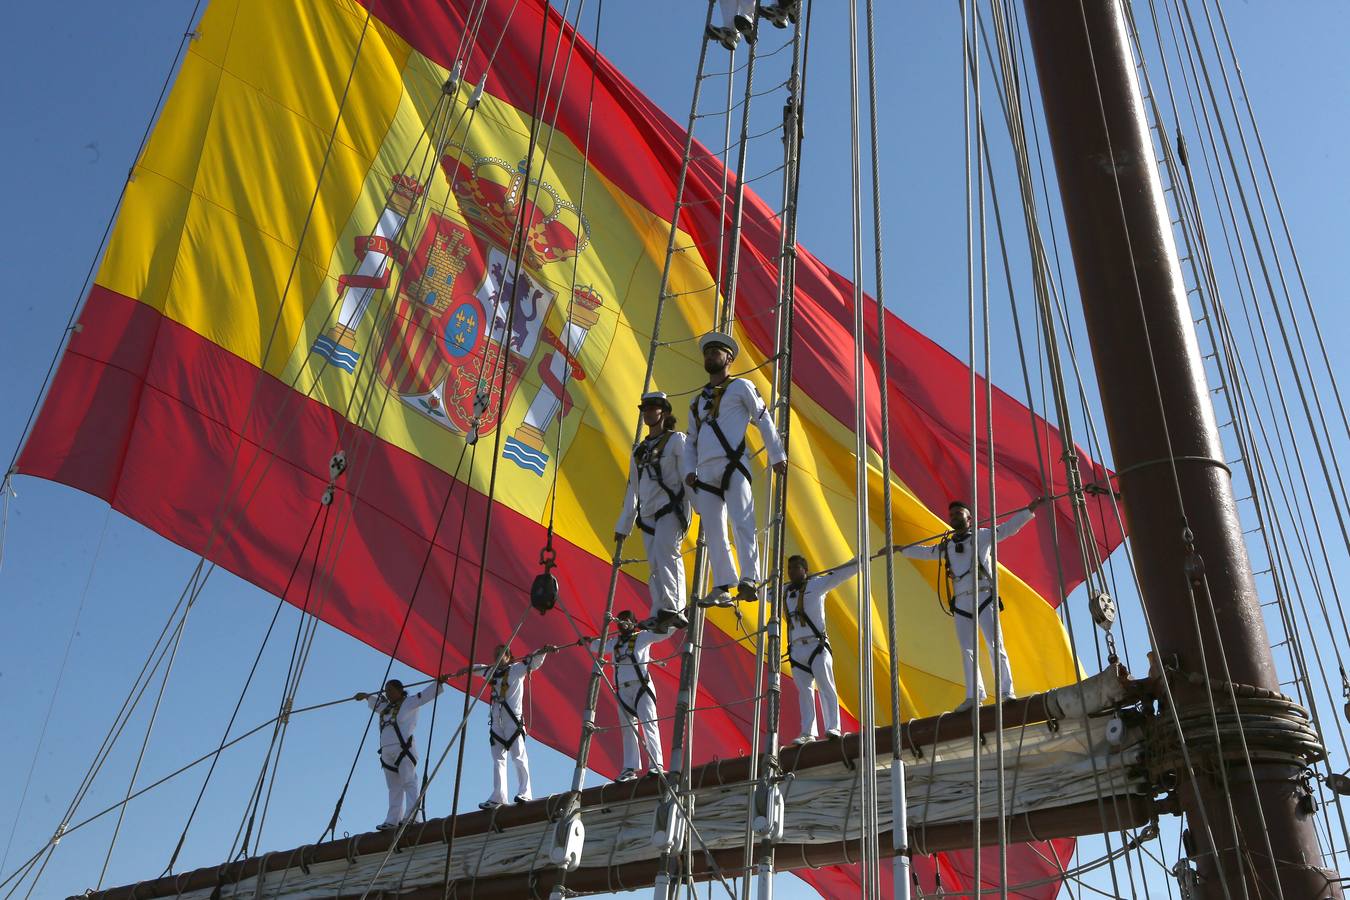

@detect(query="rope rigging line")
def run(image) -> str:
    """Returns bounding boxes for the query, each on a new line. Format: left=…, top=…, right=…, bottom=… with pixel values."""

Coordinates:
left=1128, top=0, right=1350, bottom=862
left=972, top=7, right=1150, bottom=891
left=0, top=507, right=111, bottom=879
left=3, top=560, right=206, bottom=900
left=1, top=0, right=207, bottom=484
left=844, top=0, right=881, bottom=894
left=1143, top=0, right=1350, bottom=870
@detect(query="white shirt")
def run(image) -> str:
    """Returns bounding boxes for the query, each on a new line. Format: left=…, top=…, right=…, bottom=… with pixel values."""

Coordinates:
left=471, top=654, right=547, bottom=719
left=592, top=630, right=670, bottom=688
left=785, top=558, right=859, bottom=646
left=680, top=378, right=786, bottom=478
left=367, top=682, right=444, bottom=751
left=616, top=431, right=690, bottom=535
left=900, top=509, right=1034, bottom=599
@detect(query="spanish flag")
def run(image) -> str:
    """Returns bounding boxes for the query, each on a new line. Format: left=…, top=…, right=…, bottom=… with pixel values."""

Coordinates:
left=17, top=0, right=1122, bottom=894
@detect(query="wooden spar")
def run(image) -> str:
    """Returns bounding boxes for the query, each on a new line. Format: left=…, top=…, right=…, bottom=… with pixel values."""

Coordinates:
left=1020, top=2, right=1340, bottom=897
left=370, top=797, right=1154, bottom=900
left=82, top=671, right=1146, bottom=900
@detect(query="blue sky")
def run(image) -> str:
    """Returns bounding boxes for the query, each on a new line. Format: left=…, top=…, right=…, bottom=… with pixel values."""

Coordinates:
left=2, top=1, right=1348, bottom=897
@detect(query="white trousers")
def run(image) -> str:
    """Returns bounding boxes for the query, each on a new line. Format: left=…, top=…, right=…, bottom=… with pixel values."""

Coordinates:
left=791, top=643, right=840, bottom=738
left=641, top=513, right=686, bottom=616
left=379, top=749, right=419, bottom=826
left=489, top=737, right=532, bottom=804
left=954, top=594, right=1014, bottom=701
left=718, top=0, right=755, bottom=28
left=692, top=464, right=760, bottom=590
left=618, top=683, right=663, bottom=771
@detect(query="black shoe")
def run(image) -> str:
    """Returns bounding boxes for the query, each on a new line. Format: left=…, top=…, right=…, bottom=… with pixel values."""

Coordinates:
left=618, top=767, right=638, bottom=782
left=705, top=23, right=739, bottom=51
left=647, top=766, right=665, bottom=778
left=698, top=587, right=734, bottom=608
left=513, top=794, right=529, bottom=804
left=758, top=1, right=797, bottom=27
left=642, top=608, right=689, bottom=631
left=478, top=800, right=501, bottom=811
left=375, top=822, right=398, bottom=831
left=736, top=581, right=758, bottom=602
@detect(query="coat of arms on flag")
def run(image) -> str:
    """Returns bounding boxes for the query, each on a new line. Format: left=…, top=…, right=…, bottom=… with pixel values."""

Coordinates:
left=314, top=144, right=601, bottom=477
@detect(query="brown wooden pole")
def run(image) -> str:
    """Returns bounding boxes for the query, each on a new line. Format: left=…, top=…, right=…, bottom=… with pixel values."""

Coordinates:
left=1019, top=3, right=1337, bottom=897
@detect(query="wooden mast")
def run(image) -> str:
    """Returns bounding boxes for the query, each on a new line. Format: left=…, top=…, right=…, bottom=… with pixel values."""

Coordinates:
left=1020, top=3, right=1339, bottom=896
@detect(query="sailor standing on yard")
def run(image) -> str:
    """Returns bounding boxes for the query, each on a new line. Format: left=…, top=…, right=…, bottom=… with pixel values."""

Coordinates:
left=591, top=610, right=673, bottom=780
left=354, top=674, right=453, bottom=831
left=899, top=498, right=1042, bottom=712
left=784, top=554, right=859, bottom=744
left=707, top=0, right=801, bottom=50
left=615, top=391, right=691, bottom=631
left=453, top=643, right=560, bottom=809
left=682, top=332, right=787, bottom=609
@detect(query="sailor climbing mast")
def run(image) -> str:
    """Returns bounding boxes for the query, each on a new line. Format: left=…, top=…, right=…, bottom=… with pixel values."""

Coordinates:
left=1022, top=1, right=1341, bottom=895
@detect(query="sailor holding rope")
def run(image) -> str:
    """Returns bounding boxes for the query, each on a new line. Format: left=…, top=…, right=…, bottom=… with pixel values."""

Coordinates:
left=354, top=674, right=452, bottom=831
left=615, top=391, right=691, bottom=632
left=783, top=554, right=859, bottom=743
left=591, top=610, right=673, bottom=780
left=453, top=643, right=560, bottom=809
left=899, top=498, right=1042, bottom=712
left=682, top=332, right=787, bottom=609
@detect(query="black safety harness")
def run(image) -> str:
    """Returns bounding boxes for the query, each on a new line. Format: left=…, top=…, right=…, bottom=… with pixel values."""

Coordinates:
left=613, top=631, right=657, bottom=720
left=786, top=578, right=831, bottom=672
left=939, top=532, right=1003, bottom=619
left=487, top=664, right=526, bottom=750
left=689, top=382, right=756, bottom=499
left=633, top=431, right=688, bottom=535
left=377, top=698, right=416, bottom=773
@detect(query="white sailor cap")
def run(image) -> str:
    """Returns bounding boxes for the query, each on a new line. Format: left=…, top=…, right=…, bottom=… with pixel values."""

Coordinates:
left=638, top=390, right=672, bottom=410
left=698, top=331, right=739, bottom=359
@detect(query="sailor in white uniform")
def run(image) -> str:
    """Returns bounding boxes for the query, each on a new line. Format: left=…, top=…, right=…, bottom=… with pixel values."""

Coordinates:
left=681, top=332, right=787, bottom=608
left=354, top=674, right=451, bottom=830
left=455, top=643, right=558, bottom=808
left=592, top=610, right=673, bottom=780
left=899, top=498, right=1042, bottom=711
left=708, top=0, right=800, bottom=50
left=615, top=391, right=691, bottom=631
left=784, top=554, right=859, bottom=743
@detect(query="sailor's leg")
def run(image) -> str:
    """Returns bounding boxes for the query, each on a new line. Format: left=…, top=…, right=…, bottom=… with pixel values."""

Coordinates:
left=645, top=518, right=682, bottom=616
left=724, top=468, right=761, bottom=587
left=791, top=664, right=818, bottom=739
left=512, top=739, right=533, bottom=801
left=489, top=739, right=509, bottom=805
left=637, top=690, right=663, bottom=770
left=382, top=755, right=403, bottom=825
left=691, top=472, right=737, bottom=589
left=398, top=756, right=420, bottom=822
left=619, top=690, right=642, bottom=772
left=717, top=0, right=738, bottom=27
left=953, top=604, right=986, bottom=701
left=978, top=598, right=1015, bottom=699
left=814, top=649, right=842, bottom=734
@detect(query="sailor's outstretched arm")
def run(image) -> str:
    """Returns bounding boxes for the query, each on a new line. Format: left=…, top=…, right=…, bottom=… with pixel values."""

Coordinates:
left=896, top=541, right=943, bottom=561
left=812, top=556, right=862, bottom=593
left=742, top=381, right=786, bottom=468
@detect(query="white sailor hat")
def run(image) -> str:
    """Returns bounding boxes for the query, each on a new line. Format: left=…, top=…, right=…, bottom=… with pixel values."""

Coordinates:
left=698, top=331, right=739, bottom=359
left=638, top=390, right=672, bottom=410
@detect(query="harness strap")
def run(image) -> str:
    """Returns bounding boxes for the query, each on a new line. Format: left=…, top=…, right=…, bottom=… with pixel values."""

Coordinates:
left=786, top=580, right=830, bottom=672
left=614, top=634, right=657, bottom=720
left=689, top=385, right=751, bottom=500
left=634, top=432, right=689, bottom=534
left=378, top=702, right=417, bottom=772
left=950, top=593, right=1002, bottom=619
left=488, top=667, right=526, bottom=750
